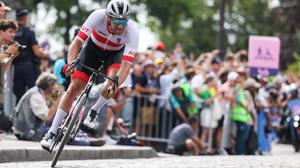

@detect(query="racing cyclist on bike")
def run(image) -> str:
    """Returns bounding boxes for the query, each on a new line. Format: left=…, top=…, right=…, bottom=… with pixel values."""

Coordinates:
left=41, top=0, right=139, bottom=151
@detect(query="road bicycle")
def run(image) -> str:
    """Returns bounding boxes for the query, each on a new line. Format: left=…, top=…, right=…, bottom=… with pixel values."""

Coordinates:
left=49, top=59, right=118, bottom=167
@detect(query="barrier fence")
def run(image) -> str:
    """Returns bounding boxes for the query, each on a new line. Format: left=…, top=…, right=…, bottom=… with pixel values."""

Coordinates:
left=129, top=94, right=219, bottom=151
left=132, top=94, right=173, bottom=143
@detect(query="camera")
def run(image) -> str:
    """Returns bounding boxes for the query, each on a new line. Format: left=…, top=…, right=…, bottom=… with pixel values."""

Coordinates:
left=12, top=41, right=26, bottom=51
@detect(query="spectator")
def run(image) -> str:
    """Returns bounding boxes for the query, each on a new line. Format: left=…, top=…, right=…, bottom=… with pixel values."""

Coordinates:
left=13, top=73, right=62, bottom=141
left=0, top=19, right=19, bottom=70
left=135, top=60, right=160, bottom=96
left=180, top=68, right=197, bottom=117
left=256, top=76, right=272, bottom=155
left=231, top=78, right=252, bottom=155
left=39, top=57, right=52, bottom=73
left=53, top=48, right=67, bottom=89
left=167, top=117, right=204, bottom=155
left=159, top=62, right=181, bottom=108
left=209, top=57, right=222, bottom=84
left=154, top=41, right=165, bottom=59
left=223, top=55, right=235, bottom=71
left=0, top=1, right=11, bottom=19
left=157, top=62, right=181, bottom=138
left=218, top=71, right=239, bottom=154
left=0, top=19, right=19, bottom=133
left=170, top=85, right=193, bottom=125
left=134, top=60, right=160, bottom=135
left=199, top=76, right=218, bottom=152
left=244, top=77, right=260, bottom=154
left=13, top=8, right=48, bottom=102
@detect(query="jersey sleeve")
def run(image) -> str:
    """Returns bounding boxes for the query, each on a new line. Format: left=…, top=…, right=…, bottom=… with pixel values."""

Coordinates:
left=76, top=9, right=103, bottom=43
left=122, top=21, right=139, bottom=64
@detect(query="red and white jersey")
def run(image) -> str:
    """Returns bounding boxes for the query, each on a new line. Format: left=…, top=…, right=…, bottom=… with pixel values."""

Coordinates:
left=77, top=9, right=139, bottom=63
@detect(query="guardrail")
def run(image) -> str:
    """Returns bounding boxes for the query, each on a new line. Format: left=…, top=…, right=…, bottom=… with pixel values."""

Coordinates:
left=132, top=94, right=173, bottom=143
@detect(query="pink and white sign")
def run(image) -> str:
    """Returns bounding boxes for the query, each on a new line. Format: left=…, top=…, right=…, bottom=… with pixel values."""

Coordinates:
left=248, top=36, right=281, bottom=69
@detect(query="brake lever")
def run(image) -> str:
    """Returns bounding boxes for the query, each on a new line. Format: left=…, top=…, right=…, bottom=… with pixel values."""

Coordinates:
left=113, top=76, right=119, bottom=93
left=67, top=59, right=80, bottom=73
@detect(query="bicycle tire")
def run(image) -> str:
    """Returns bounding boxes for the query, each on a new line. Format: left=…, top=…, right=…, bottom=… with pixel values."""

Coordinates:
left=51, top=93, right=87, bottom=167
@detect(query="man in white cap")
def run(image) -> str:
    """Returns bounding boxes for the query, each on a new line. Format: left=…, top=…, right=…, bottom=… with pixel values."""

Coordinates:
left=0, top=1, right=11, bottom=19
left=217, top=71, right=239, bottom=154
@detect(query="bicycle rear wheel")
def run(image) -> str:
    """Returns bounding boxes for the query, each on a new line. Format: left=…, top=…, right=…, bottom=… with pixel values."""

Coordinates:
left=51, top=93, right=87, bottom=167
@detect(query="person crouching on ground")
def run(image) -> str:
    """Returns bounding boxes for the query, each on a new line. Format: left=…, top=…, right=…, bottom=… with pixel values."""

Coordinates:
left=13, top=72, right=63, bottom=141
left=167, top=117, right=205, bottom=155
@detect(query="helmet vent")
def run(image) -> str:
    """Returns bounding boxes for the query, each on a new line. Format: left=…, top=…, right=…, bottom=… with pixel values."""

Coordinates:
left=111, top=5, right=117, bottom=13
left=118, top=6, right=123, bottom=15
left=117, top=1, right=124, bottom=15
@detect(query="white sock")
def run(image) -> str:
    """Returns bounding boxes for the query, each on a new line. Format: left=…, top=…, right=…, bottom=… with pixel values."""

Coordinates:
left=90, top=94, right=109, bottom=114
left=49, top=108, right=67, bottom=135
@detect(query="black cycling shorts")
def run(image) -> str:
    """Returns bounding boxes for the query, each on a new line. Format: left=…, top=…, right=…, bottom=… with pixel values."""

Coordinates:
left=72, top=38, right=124, bottom=83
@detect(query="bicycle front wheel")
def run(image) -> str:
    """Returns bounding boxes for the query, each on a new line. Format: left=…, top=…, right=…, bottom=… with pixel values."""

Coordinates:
left=51, top=93, right=87, bottom=168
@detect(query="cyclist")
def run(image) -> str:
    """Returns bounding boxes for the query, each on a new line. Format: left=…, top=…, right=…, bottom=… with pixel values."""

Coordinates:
left=40, top=0, right=138, bottom=151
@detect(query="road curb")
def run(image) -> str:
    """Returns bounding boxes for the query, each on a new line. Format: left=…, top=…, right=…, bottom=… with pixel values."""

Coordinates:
left=0, top=147, right=157, bottom=163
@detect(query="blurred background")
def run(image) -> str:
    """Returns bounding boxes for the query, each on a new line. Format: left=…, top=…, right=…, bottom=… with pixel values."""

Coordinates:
left=3, top=0, right=300, bottom=70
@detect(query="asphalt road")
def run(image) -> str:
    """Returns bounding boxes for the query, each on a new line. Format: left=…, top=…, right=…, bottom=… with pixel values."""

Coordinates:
left=0, top=143, right=299, bottom=168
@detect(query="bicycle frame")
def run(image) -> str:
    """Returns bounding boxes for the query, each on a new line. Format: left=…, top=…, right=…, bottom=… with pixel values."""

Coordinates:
left=50, top=59, right=118, bottom=167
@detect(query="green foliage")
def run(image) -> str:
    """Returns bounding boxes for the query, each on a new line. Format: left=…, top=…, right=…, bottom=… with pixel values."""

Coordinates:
left=10, top=0, right=284, bottom=55
left=136, top=0, right=217, bottom=54
left=226, top=0, right=280, bottom=51
left=11, top=0, right=107, bottom=44
left=46, top=0, right=107, bottom=44
left=287, top=52, right=300, bottom=73
left=135, top=0, right=279, bottom=56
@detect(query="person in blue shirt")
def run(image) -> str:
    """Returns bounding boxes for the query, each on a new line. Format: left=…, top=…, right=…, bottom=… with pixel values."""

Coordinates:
left=53, top=48, right=68, bottom=89
left=169, top=85, right=194, bottom=126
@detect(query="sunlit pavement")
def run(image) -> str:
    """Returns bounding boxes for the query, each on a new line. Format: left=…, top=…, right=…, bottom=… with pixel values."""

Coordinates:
left=0, top=142, right=299, bottom=168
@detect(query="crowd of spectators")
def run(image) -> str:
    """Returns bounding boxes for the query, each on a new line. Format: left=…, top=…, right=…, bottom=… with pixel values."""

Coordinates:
left=0, top=1, right=300, bottom=156
left=127, top=42, right=300, bottom=155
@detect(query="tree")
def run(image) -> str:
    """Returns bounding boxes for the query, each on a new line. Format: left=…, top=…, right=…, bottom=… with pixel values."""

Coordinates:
left=135, top=0, right=280, bottom=56
left=8, top=0, right=108, bottom=44
left=278, top=0, right=300, bottom=69
left=135, top=0, right=218, bottom=54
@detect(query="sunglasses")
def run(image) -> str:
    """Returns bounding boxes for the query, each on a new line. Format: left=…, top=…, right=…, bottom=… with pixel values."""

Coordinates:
left=111, top=18, right=128, bottom=25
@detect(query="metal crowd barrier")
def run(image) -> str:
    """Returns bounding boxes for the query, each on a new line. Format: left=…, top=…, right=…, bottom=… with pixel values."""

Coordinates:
left=130, top=94, right=219, bottom=151
left=132, top=94, right=174, bottom=143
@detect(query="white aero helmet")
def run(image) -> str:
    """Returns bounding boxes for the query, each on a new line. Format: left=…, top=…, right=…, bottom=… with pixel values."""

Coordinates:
left=106, top=0, right=130, bottom=19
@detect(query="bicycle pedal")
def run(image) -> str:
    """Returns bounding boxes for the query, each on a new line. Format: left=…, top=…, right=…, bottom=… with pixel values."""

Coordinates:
left=41, top=145, right=52, bottom=153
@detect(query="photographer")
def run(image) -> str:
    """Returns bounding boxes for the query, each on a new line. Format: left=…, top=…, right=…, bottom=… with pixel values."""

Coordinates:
left=13, top=72, right=63, bottom=141
left=13, top=8, right=48, bottom=102
left=0, top=19, right=19, bottom=70
left=0, top=19, right=19, bottom=133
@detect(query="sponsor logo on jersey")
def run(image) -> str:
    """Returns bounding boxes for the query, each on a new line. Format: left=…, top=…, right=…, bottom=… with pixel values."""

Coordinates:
left=81, top=26, right=89, bottom=33
left=128, top=51, right=135, bottom=56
